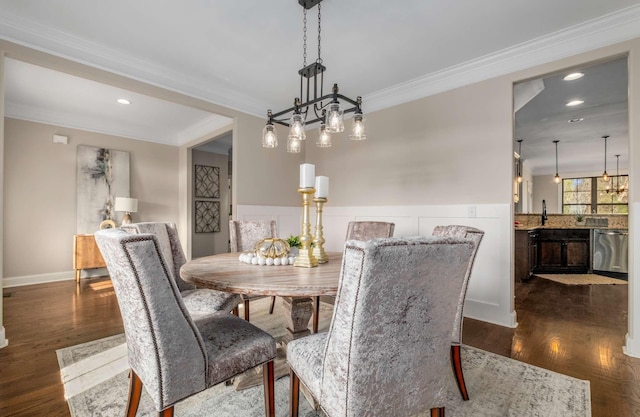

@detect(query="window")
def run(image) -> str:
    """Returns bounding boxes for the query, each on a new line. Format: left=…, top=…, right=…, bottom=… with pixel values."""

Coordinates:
left=562, top=176, right=628, bottom=214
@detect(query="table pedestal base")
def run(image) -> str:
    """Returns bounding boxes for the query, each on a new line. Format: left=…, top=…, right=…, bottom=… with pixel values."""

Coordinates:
left=282, top=296, right=313, bottom=343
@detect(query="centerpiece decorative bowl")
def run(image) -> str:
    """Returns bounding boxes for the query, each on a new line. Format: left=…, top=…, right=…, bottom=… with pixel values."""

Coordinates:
left=254, top=238, right=290, bottom=259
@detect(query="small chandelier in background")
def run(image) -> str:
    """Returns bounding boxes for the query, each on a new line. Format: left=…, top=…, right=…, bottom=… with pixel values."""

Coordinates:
left=553, top=140, right=561, bottom=184
left=601, top=135, right=609, bottom=182
left=516, top=139, right=523, bottom=183
left=262, top=0, right=365, bottom=153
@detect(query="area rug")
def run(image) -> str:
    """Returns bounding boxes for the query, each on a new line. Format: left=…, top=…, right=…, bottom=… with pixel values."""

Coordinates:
left=535, top=273, right=627, bottom=285
left=57, top=298, right=591, bottom=417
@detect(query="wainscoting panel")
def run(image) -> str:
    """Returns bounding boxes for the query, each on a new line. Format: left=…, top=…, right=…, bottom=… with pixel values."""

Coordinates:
left=237, top=203, right=516, bottom=328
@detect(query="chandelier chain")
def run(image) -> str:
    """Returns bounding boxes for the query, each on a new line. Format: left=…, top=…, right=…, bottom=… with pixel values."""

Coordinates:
left=303, top=8, right=307, bottom=67
left=317, top=3, right=322, bottom=63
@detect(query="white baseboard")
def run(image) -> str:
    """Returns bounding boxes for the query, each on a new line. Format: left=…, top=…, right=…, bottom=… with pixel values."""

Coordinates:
left=2, top=268, right=107, bottom=288
left=0, top=326, right=7, bottom=349
left=625, top=333, right=640, bottom=358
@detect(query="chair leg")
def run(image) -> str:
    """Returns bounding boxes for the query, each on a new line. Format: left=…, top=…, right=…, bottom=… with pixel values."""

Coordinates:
left=312, top=296, right=320, bottom=334
left=126, top=370, right=143, bottom=417
left=158, top=407, right=174, bottom=417
left=232, top=306, right=239, bottom=316
left=431, top=407, right=445, bottom=417
left=451, top=345, right=469, bottom=400
left=269, top=296, right=276, bottom=314
left=244, top=299, right=250, bottom=321
left=263, top=361, right=275, bottom=417
left=289, top=368, right=300, bottom=417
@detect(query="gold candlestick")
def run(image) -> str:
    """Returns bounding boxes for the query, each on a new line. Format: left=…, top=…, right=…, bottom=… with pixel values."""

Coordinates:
left=312, top=197, right=328, bottom=263
left=294, top=188, right=318, bottom=268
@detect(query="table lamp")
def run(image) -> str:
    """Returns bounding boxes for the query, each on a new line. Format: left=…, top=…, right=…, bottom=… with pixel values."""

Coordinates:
left=114, top=197, right=138, bottom=225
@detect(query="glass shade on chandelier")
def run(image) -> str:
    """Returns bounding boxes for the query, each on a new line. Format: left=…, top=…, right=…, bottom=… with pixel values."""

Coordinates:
left=288, top=113, right=306, bottom=142
left=326, top=102, right=344, bottom=133
left=349, top=111, right=366, bottom=141
left=317, top=122, right=331, bottom=147
left=262, top=121, right=277, bottom=148
left=554, top=174, right=561, bottom=184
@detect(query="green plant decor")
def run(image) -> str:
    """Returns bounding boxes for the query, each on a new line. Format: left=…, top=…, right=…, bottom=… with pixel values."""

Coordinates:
left=286, top=234, right=301, bottom=248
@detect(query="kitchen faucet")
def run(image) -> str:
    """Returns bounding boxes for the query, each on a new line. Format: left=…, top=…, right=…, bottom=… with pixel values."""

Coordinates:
left=542, top=199, right=548, bottom=226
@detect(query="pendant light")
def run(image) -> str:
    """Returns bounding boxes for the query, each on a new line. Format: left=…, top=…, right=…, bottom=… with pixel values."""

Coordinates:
left=601, top=135, right=609, bottom=181
left=615, top=154, right=623, bottom=194
left=516, top=139, right=523, bottom=183
left=553, top=140, right=561, bottom=184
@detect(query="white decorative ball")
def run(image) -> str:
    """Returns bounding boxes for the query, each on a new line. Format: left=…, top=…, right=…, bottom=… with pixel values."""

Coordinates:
left=251, top=257, right=258, bottom=265
left=258, top=257, right=266, bottom=266
left=273, top=258, right=281, bottom=266
left=281, top=257, right=288, bottom=265
left=266, top=258, right=274, bottom=266
left=239, top=254, right=244, bottom=261
left=289, top=257, right=295, bottom=264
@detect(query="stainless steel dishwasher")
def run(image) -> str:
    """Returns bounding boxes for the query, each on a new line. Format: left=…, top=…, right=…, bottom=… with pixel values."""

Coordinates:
left=592, top=229, right=628, bottom=277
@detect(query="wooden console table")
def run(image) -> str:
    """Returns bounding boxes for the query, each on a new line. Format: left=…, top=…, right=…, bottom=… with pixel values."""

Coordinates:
left=73, top=234, right=106, bottom=283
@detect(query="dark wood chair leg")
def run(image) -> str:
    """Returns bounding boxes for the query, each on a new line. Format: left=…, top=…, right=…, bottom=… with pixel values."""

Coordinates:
left=244, top=299, right=250, bottom=321
left=263, top=361, right=275, bottom=417
left=126, top=370, right=143, bottom=417
left=269, top=296, right=276, bottom=314
left=232, top=306, right=239, bottom=316
left=431, top=407, right=445, bottom=417
left=451, top=345, right=469, bottom=400
left=312, top=296, right=320, bottom=334
left=289, top=368, right=300, bottom=417
left=158, top=407, right=174, bottom=417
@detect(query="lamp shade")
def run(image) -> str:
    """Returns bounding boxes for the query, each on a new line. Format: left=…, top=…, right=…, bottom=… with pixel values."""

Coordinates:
left=114, top=197, right=138, bottom=213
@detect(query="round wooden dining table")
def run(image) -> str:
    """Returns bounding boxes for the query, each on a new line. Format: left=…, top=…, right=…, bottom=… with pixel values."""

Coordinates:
left=180, top=251, right=342, bottom=342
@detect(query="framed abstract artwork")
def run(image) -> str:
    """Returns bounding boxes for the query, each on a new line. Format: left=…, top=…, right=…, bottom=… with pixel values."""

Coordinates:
left=76, top=145, right=130, bottom=234
left=195, top=200, right=220, bottom=233
left=194, top=165, right=220, bottom=198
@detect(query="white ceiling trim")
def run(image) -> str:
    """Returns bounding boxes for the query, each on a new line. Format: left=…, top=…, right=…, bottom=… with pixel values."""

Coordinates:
left=364, top=4, right=640, bottom=114
left=2, top=5, right=640, bottom=120
left=175, top=114, right=233, bottom=146
left=5, top=101, right=178, bottom=145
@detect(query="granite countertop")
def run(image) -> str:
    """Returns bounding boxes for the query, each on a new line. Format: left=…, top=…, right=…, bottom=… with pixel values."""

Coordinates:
left=514, top=225, right=628, bottom=231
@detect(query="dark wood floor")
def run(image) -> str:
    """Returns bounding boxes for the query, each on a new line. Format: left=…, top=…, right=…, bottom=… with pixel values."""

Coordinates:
left=1, top=275, right=638, bottom=416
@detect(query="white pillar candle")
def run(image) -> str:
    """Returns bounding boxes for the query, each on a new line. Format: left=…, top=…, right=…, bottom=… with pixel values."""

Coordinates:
left=300, top=163, right=315, bottom=188
left=315, top=176, right=329, bottom=198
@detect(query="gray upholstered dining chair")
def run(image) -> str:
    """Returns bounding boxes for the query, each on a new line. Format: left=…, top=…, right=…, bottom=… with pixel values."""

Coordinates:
left=121, top=222, right=241, bottom=319
left=432, top=224, right=484, bottom=401
left=229, top=220, right=278, bottom=321
left=287, top=236, right=476, bottom=417
left=310, top=220, right=395, bottom=334
left=95, top=228, right=276, bottom=417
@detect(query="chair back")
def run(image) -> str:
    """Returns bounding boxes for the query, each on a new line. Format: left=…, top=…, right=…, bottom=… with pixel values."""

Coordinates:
left=121, top=222, right=194, bottom=292
left=345, top=221, right=395, bottom=241
left=321, top=237, right=475, bottom=416
left=229, top=220, right=277, bottom=252
left=95, top=228, right=207, bottom=411
left=432, top=225, right=485, bottom=344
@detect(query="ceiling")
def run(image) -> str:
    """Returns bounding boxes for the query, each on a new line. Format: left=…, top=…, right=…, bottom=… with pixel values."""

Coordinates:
left=515, top=56, right=629, bottom=175
left=1, top=0, right=640, bottom=158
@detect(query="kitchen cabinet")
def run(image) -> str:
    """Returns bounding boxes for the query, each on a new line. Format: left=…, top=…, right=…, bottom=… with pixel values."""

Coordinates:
left=534, top=229, right=589, bottom=273
left=515, top=228, right=590, bottom=280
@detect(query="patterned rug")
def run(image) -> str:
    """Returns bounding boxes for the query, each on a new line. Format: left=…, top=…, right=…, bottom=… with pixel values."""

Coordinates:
left=57, top=298, right=591, bottom=417
left=535, top=273, right=627, bottom=285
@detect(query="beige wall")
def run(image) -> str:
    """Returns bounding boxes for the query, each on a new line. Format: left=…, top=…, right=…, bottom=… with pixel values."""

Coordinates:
left=307, top=79, right=512, bottom=206
left=3, top=118, right=179, bottom=279
left=191, top=149, right=230, bottom=258
left=532, top=176, right=561, bottom=213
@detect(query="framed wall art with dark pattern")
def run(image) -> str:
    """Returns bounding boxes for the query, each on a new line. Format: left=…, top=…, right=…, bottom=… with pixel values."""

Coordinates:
left=195, top=200, right=220, bottom=233
left=194, top=165, right=220, bottom=198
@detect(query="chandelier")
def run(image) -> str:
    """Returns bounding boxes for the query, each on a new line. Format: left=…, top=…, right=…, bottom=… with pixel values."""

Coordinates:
left=262, top=0, right=366, bottom=153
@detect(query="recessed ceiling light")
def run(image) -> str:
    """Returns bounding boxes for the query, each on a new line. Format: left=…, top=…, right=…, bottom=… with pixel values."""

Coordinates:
left=566, top=99, right=584, bottom=107
left=116, top=98, right=131, bottom=105
left=568, top=117, right=584, bottom=123
left=563, top=72, right=584, bottom=81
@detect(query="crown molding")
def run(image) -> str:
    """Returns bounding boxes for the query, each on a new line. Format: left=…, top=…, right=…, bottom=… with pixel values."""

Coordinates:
left=5, top=101, right=179, bottom=145
left=176, top=114, right=234, bottom=146
left=364, top=4, right=640, bottom=114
